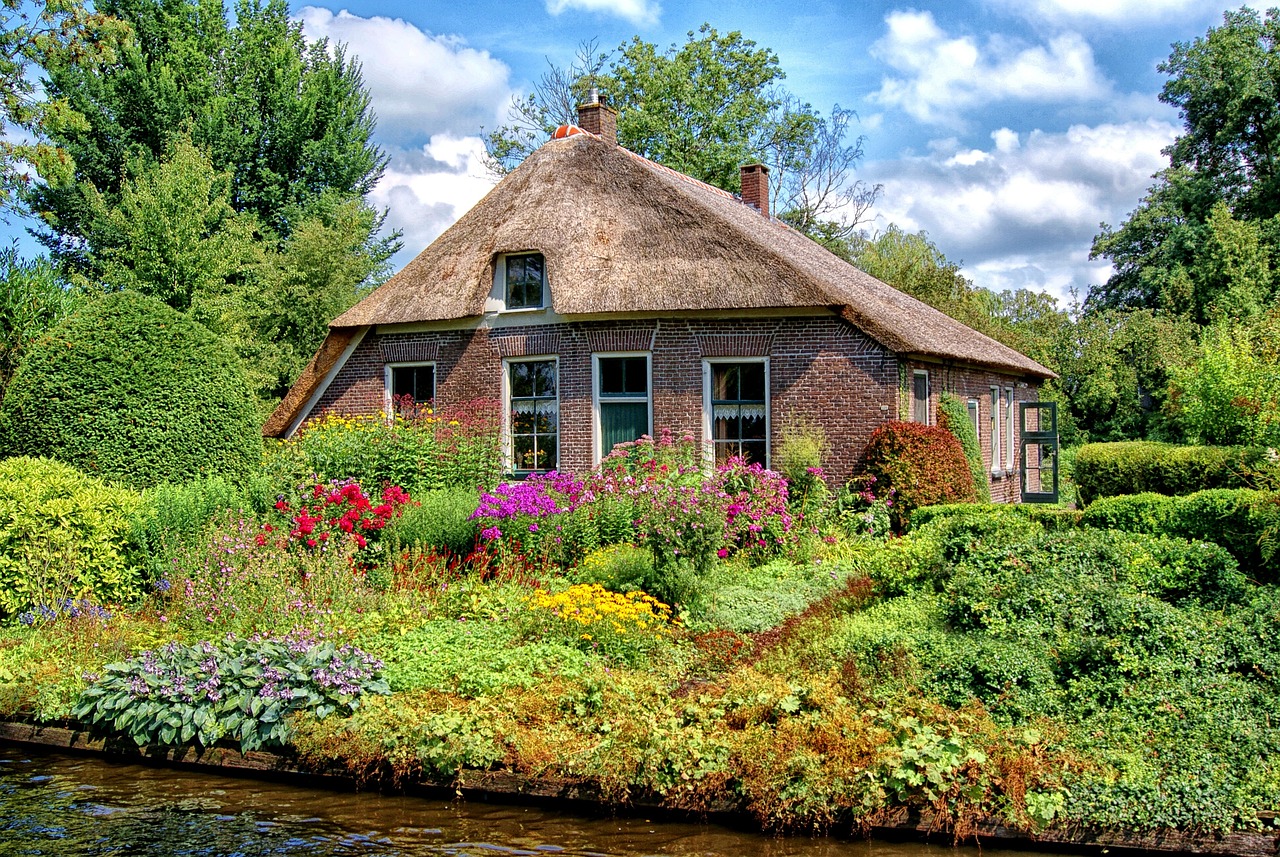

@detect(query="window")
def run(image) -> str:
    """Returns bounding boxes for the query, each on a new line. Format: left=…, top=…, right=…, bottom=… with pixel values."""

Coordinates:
left=595, top=354, right=651, bottom=461
left=990, top=386, right=1002, bottom=474
left=507, top=358, right=557, bottom=473
left=386, top=363, right=435, bottom=414
left=912, top=370, right=929, bottom=423
left=706, top=360, right=768, bottom=466
left=967, top=398, right=980, bottom=441
left=504, top=253, right=545, bottom=310
left=1006, top=388, right=1016, bottom=472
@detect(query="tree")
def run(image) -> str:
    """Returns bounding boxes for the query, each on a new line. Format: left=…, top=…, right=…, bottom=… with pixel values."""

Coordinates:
left=483, top=27, right=877, bottom=240
left=30, top=0, right=391, bottom=262
left=1090, top=8, right=1280, bottom=321
left=0, top=1, right=130, bottom=213
left=1170, top=311, right=1280, bottom=447
left=0, top=247, right=80, bottom=404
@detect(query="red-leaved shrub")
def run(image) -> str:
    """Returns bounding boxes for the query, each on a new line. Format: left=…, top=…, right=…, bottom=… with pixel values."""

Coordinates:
left=861, top=421, right=977, bottom=530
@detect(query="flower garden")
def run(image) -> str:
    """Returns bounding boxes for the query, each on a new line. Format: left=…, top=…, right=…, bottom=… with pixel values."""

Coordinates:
left=1, top=407, right=1279, bottom=841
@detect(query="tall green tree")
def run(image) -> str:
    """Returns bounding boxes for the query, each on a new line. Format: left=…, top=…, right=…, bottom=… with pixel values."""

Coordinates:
left=0, top=247, right=80, bottom=405
left=483, top=27, right=878, bottom=242
left=1090, top=7, right=1280, bottom=322
left=30, top=0, right=391, bottom=263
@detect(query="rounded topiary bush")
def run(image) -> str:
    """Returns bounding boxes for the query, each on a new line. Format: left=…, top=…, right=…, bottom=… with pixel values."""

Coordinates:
left=0, top=291, right=259, bottom=488
left=861, top=421, right=977, bottom=530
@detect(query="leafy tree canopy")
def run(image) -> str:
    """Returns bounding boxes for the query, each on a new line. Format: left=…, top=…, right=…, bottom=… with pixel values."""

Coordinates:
left=483, top=27, right=879, bottom=246
left=1090, top=7, right=1280, bottom=323
left=0, top=246, right=80, bottom=404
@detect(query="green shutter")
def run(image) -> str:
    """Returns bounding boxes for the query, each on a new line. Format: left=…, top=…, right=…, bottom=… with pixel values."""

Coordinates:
left=600, top=402, right=648, bottom=454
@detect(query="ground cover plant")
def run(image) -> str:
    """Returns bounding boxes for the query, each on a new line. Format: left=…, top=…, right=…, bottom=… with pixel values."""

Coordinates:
left=1, top=424, right=1277, bottom=844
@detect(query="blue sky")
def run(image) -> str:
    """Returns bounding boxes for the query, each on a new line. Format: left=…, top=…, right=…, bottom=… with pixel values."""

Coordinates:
left=12, top=0, right=1256, bottom=302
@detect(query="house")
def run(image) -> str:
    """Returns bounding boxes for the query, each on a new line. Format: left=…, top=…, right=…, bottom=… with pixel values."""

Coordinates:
left=264, top=97, right=1056, bottom=502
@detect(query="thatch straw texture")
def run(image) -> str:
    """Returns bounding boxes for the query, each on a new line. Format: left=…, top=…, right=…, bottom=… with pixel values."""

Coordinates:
left=261, top=327, right=359, bottom=437
left=333, top=133, right=1051, bottom=378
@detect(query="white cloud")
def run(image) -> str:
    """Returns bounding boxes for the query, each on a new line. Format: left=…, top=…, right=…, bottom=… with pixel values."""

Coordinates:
left=296, top=8, right=513, bottom=146
left=994, top=0, right=1241, bottom=24
left=863, top=119, right=1179, bottom=301
left=869, top=11, right=1110, bottom=125
left=545, top=0, right=660, bottom=26
left=371, top=135, right=498, bottom=265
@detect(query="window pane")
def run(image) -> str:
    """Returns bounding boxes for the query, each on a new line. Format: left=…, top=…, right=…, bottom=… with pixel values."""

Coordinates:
left=621, top=357, right=647, bottom=394
left=511, top=362, right=534, bottom=398
left=532, top=361, right=556, bottom=396
left=739, top=363, right=765, bottom=401
left=506, top=254, right=544, bottom=309
left=713, top=408, right=741, bottom=441
left=740, top=411, right=766, bottom=441
left=509, top=358, right=557, bottom=473
left=392, top=366, right=434, bottom=406
left=601, top=401, right=648, bottom=452
left=740, top=441, right=767, bottom=466
left=712, top=364, right=738, bottom=400
left=513, top=434, right=536, bottom=470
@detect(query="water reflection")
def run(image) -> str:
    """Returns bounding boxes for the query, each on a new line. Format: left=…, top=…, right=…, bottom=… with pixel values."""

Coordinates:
left=0, top=743, right=1050, bottom=857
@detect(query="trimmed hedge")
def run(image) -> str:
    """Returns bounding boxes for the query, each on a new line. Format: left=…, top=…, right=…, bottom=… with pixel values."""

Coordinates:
left=1073, top=441, right=1273, bottom=506
left=937, top=392, right=991, bottom=503
left=910, top=502, right=1083, bottom=533
left=1081, top=488, right=1279, bottom=580
left=0, top=291, right=260, bottom=489
left=862, top=421, right=977, bottom=530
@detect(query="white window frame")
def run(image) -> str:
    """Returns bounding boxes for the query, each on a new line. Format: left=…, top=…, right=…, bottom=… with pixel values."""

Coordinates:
left=702, top=357, right=770, bottom=468
left=592, top=352, right=653, bottom=465
left=967, top=398, right=981, bottom=443
left=1006, top=387, right=1017, bottom=473
left=383, top=361, right=436, bottom=417
left=990, top=386, right=1002, bottom=475
left=496, top=252, right=547, bottom=312
left=912, top=369, right=930, bottom=424
left=502, top=355, right=560, bottom=475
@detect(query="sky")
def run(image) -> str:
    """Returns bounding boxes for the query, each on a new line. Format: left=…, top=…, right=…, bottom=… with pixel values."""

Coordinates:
left=9, top=0, right=1259, bottom=303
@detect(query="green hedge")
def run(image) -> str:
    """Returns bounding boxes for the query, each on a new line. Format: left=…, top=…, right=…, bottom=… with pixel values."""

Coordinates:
left=910, top=502, right=1083, bottom=533
left=1073, top=442, right=1272, bottom=506
left=1081, top=489, right=1279, bottom=580
left=0, top=291, right=260, bottom=489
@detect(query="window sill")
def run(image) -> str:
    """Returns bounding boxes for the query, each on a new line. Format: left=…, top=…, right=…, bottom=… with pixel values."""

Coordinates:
left=500, top=305, right=547, bottom=314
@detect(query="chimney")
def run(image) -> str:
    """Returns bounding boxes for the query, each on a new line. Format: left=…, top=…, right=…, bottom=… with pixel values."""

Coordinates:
left=577, top=88, right=617, bottom=144
left=740, top=163, right=770, bottom=218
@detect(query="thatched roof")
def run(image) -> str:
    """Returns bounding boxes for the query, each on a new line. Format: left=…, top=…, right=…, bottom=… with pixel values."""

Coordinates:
left=332, top=132, right=1052, bottom=378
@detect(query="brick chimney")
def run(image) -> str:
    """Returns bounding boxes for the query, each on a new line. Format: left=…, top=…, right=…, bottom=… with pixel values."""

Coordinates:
left=577, top=87, right=617, bottom=144
left=740, top=163, right=770, bottom=218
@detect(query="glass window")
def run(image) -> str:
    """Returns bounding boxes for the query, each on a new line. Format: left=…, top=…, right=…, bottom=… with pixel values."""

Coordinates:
left=390, top=365, right=435, bottom=413
left=509, top=359, right=557, bottom=473
left=1006, top=388, right=1016, bottom=472
left=990, top=387, right=1002, bottom=473
left=912, top=371, right=929, bottom=423
left=597, top=355, right=650, bottom=458
left=710, top=361, right=767, bottom=466
left=505, top=253, right=544, bottom=309
left=967, top=398, right=980, bottom=441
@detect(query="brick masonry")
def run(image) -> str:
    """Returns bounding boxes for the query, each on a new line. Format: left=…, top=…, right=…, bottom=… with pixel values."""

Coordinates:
left=309, top=315, right=1041, bottom=497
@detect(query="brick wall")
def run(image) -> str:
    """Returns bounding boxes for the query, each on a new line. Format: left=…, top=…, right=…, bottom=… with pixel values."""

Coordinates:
left=308, top=315, right=901, bottom=484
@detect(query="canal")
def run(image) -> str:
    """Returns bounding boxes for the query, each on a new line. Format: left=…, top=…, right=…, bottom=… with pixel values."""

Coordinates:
left=0, top=743, right=1061, bottom=856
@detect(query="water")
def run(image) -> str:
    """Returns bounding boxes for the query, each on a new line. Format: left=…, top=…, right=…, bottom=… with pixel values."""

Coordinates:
left=0, top=743, right=1052, bottom=857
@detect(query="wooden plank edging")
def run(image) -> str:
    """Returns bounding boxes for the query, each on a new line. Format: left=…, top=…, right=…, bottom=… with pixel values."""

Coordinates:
left=2, top=721, right=1276, bottom=857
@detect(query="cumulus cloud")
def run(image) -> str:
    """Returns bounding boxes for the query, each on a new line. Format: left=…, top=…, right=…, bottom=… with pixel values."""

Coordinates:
left=545, top=0, right=660, bottom=26
left=870, top=10, right=1110, bottom=125
left=296, top=7, right=513, bottom=146
left=863, top=119, right=1179, bottom=300
left=371, top=135, right=498, bottom=264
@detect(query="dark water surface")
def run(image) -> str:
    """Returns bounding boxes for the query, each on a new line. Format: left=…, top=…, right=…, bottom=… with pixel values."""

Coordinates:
left=0, top=743, right=1055, bottom=857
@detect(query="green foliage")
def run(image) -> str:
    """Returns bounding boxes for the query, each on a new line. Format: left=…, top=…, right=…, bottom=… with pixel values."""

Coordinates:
left=1079, top=492, right=1178, bottom=533
left=937, top=392, right=991, bottom=502
left=691, top=558, right=841, bottom=633
left=0, top=248, right=80, bottom=404
left=0, top=457, right=141, bottom=618
left=1073, top=441, right=1271, bottom=504
left=378, top=620, right=592, bottom=698
left=861, top=421, right=977, bottom=530
left=570, top=543, right=656, bottom=592
left=1171, top=313, right=1280, bottom=447
left=128, top=476, right=259, bottom=583
left=73, top=635, right=389, bottom=753
left=0, top=291, right=260, bottom=488
left=385, top=488, right=480, bottom=558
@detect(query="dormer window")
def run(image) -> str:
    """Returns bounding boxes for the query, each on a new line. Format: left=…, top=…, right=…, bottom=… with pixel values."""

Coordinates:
left=504, top=253, right=545, bottom=310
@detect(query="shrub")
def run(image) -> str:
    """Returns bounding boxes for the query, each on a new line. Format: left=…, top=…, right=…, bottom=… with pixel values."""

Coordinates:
left=0, top=457, right=141, bottom=618
left=937, top=393, right=991, bottom=503
left=72, top=633, right=389, bottom=752
left=129, top=476, right=256, bottom=583
left=385, top=487, right=479, bottom=557
left=571, top=543, right=657, bottom=593
left=0, top=291, right=259, bottom=488
left=271, top=400, right=503, bottom=494
left=860, top=421, right=977, bottom=531
left=776, top=416, right=831, bottom=512
left=1080, top=492, right=1177, bottom=534
left=1072, top=441, right=1271, bottom=505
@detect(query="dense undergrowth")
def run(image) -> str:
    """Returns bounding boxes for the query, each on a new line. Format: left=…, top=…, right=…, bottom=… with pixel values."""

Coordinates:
left=0, top=419, right=1278, bottom=839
